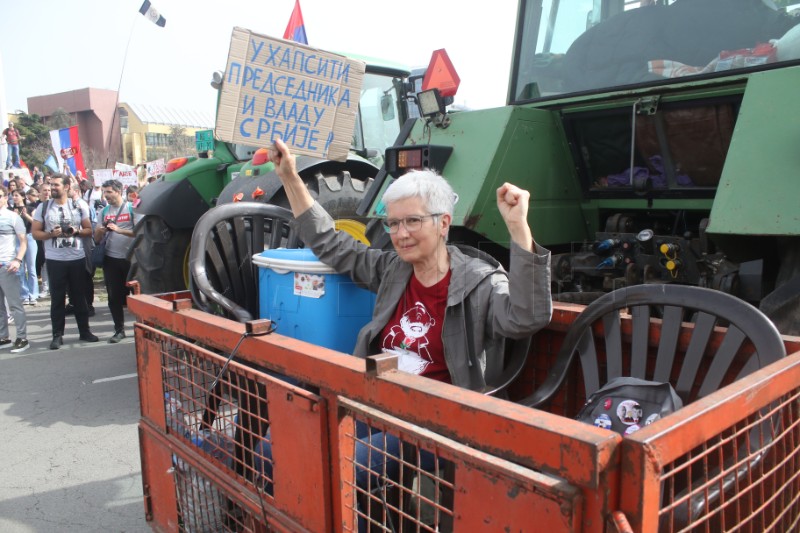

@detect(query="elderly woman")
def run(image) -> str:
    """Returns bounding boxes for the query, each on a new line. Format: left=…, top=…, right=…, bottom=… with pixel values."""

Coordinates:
left=270, top=139, right=552, bottom=388
left=263, top=140, right=552, bottom=517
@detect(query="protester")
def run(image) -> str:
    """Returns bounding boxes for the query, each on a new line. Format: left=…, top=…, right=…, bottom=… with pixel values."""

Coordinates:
left=267, top=139, right=552, bottom=511
left=6, top=179, right=17, bottom=206
left=11, top=189, right=39, bottom=304
left=31, top=174, right=99, bottom=349
left=125, top=185, right=139, bottom=205
left=0, top=186, right=30, bottom=353
left=2, top=122, right=22, bottom=169
left=35, top=183, right=51, bottom=297
left=32, top=166, right=44, bottom=187
left=94, top=179, right=137, bottom=343
left=64, top=176, right=96, bottom=317
left=13, top=176, right=29, bottom=194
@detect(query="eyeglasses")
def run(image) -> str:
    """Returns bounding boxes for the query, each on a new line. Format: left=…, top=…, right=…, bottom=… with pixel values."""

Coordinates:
left=382, top=213, right=442, bottom=234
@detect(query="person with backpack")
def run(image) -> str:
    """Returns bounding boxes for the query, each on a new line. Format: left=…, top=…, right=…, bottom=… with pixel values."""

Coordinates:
left=94, top=179, right=137, bottom=343
left=30, top=174, right=99, bottom=349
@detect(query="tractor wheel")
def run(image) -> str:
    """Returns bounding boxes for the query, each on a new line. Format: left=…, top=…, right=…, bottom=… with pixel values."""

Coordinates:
left=128, top=215, right=192, bottom=294
left=272, top=170, right=372, bottom=244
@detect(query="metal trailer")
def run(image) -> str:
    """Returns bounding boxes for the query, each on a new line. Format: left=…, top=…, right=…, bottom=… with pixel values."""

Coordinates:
left=131, top=288, right=800, bottom=532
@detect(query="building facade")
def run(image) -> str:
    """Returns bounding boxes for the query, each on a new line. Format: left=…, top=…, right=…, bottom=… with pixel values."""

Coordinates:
left=27, top=87, right=121, bottom=169
left=119, top=103, right=214, bottom=166
left=27, top=88, right=214, bottom=170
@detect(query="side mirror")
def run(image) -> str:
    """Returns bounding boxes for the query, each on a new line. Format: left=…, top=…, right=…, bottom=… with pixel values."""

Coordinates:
left=380, top=94, right=396, bottom=121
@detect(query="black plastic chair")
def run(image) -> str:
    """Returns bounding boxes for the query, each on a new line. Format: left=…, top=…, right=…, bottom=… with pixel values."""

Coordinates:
left=518, top=284, right=787, bottom=528
left=521, top=284, right=786, bottom=409
left=189, top=202, right=301, bottom=322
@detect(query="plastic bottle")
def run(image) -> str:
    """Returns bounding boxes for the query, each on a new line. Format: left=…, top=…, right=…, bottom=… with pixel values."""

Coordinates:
left=164, top=392, right=187, bottom=435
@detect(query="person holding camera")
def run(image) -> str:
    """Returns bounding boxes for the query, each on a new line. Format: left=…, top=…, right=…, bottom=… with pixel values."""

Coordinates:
left=94, top=179, right=137, bottom=343
left=31, top=174, right=99, bottom=349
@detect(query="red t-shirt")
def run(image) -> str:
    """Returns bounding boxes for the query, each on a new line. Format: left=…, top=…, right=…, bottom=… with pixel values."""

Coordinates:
left=380, top=270, right=451, bottom=383
left=3, top=128, right=19, bottom=144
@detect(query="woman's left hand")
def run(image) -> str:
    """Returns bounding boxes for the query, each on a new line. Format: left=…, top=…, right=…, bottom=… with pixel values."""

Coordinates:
left=497, top=183, right=534, bottom=251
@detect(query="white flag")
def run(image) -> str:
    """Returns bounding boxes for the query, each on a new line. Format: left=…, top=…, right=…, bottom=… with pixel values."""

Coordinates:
left=139, top=1, right=166, bottom=28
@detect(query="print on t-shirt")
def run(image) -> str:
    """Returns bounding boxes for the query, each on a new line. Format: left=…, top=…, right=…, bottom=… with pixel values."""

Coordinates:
left=382, top=301, right=435, bottom=375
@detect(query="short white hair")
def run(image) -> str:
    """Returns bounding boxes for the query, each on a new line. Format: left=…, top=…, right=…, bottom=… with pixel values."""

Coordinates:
left=381, top=169, right=456, bottom=216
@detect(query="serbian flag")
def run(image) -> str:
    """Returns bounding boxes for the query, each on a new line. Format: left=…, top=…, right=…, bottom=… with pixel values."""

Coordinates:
left=50, top=126, right=86, bottom=177
left=283, top=0, right=308, bottom=44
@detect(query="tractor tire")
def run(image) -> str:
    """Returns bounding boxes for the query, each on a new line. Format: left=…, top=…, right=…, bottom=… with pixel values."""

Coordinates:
left=272, top=170, right=373, bottom=243
left=128, top=215, right=192, bottom=294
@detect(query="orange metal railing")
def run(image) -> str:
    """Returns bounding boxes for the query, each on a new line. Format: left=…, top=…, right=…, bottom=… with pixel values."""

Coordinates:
left=131, top=292, right=800, bottom=532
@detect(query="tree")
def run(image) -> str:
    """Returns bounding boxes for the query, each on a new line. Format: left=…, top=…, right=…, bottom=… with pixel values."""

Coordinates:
left=15, top=113, right=53, bottom=169
left=49, top=108, right=72, bottom=129
left=168, top=125, right=193, bottom=160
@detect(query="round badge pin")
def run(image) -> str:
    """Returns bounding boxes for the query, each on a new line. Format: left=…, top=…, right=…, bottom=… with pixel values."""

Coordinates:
left=624, top=424, right=642, bottom=435
left=616, top=400, right=642, bottom=425
left=603, top=398, right=613, bottom=410
left=593, top=413, right=613, bottom=429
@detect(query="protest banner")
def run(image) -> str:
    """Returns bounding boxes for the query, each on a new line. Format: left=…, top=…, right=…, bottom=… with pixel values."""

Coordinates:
left=145, top=158, right=166, bottom=177
left=215, top=27, right=365, bottom=162
left=92, top=169, right=113, bottom=185
left=113, top=168, right=138, bottom=189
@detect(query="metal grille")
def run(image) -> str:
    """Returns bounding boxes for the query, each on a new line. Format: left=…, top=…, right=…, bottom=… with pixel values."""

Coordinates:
left=658, top=388, right=800, bottom=532
left=149, top=332, right=279, bottom=530
left=172, top=458, right=260, bottom=533
left=340, top=401, right=456, bottom=532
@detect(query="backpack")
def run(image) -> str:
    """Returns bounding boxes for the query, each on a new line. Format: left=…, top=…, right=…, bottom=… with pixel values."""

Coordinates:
left=576, top=377, right=683, bottom=436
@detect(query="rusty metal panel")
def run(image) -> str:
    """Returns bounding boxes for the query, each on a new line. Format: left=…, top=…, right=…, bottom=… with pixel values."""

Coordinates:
left=337, top=399, right=584, bottom=532
left=267, top=380, right=331, bottom=531
left=136, top=326, right=167, bottom=428
left=139, top=424, right=179, bottom=531
left=620, top=350, right=800, bottom=532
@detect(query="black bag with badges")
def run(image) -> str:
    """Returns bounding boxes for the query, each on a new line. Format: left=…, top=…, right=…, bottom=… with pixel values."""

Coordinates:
left=576, top=377, right=683, bottom=436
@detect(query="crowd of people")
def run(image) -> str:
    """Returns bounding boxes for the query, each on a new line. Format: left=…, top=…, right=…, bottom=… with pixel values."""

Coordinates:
left=1, top=167, right=143, bottom=352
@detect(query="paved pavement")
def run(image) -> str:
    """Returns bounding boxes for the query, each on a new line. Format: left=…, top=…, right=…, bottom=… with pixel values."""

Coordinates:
left=0, top=287, right=149, bottom=532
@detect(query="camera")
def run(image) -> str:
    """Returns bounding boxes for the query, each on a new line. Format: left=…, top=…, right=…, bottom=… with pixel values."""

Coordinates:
left=60, top=224, right=75, bottom=236
left=94, top=200, right=104, bottom=210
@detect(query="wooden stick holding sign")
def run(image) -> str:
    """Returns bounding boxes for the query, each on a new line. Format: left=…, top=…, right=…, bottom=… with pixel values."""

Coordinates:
left=215, top=27, right=365, bottom=162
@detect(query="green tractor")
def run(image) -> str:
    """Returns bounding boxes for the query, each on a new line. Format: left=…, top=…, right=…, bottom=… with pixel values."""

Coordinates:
left=129, top=59, right=416, bottom=293
left=360, top=0, right=800, bottom=335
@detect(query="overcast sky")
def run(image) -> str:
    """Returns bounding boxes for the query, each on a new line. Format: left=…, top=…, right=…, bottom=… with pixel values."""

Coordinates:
left=1, top=0, right=518, bottom=118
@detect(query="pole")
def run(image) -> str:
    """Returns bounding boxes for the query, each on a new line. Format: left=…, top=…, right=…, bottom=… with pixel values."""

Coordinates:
left=104, top=15, right=139, bottom=170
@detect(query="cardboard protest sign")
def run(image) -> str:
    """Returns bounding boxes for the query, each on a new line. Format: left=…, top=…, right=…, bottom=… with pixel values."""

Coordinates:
left=92, top=169, right=113, bottom=184
left=216, top=27, right=365, bottom=162
left=113, top=167, right=138, bottom=189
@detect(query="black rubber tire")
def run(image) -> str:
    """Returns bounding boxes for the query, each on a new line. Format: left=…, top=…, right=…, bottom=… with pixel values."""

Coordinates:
left=128, top=215, right=192, bottom=294
left=266, top=170, right=373, bottom=244
left=272, top=170, right=372, bottom=219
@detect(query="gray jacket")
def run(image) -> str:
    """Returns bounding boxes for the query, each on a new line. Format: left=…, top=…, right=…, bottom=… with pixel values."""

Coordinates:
left=295, top=202, right=553, bottom=391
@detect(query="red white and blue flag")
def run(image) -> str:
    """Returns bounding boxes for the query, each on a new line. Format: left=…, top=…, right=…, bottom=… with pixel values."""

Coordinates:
left=50, top=126, right=87, bottom=177
left=283, top=0, right=308, bottom=44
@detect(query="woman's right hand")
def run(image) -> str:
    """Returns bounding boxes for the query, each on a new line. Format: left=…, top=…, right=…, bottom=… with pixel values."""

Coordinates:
left=267, top=139, right=314, bottom=216
left=269, top=139, right=298, bottom=185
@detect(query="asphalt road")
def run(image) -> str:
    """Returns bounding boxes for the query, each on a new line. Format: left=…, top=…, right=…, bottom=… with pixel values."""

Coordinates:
left=0, top=289, right=149, bottom=532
